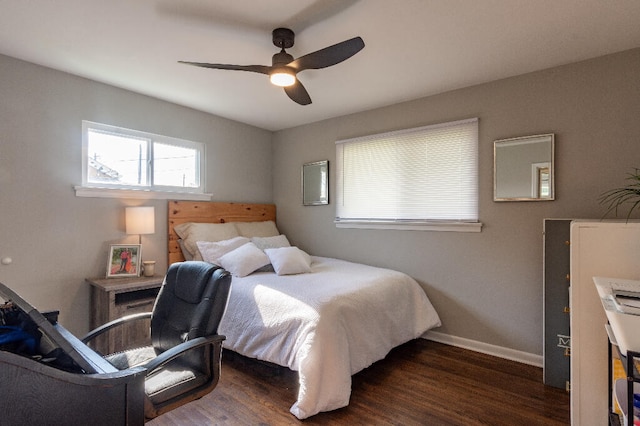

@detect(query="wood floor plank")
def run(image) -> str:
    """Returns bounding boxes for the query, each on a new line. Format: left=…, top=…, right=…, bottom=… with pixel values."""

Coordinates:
left=147, top=340, right=570, bottom=425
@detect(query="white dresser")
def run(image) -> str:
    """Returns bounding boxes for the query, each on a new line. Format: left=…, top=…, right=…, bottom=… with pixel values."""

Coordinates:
left=570, top=220, right=640, bottom=425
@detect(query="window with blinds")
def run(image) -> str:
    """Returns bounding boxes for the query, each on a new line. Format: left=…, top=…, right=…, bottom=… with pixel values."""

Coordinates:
left=335, top=118, right=481, bottom=232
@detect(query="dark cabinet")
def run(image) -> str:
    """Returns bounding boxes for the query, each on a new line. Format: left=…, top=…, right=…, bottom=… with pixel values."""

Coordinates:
left=543, top=219, right=571, bottom=389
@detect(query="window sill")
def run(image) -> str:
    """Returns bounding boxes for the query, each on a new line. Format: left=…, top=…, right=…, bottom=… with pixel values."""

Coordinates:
left=334, top=220, right=483, bottom=232
left=74, top=186, right=212, bottom=201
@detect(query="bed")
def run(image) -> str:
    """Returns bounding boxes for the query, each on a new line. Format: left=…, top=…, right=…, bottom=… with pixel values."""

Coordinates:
left=168, top=201, right=441, bottom=419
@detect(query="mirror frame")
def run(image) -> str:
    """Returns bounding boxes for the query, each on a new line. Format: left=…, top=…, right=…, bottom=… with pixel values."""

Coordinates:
left=494, top=133, right=555, bottom=202
left=302, top=160, right=329, bottom=206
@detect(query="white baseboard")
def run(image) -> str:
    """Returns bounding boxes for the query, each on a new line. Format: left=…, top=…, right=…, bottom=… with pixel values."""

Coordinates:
left=423, top=330, right=543, bottom=368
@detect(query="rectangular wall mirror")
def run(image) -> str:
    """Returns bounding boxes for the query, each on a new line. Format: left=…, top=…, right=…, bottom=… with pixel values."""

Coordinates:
left=494, top=133, right=555, bottom=201
left=302, top=160, right=329, bottom=206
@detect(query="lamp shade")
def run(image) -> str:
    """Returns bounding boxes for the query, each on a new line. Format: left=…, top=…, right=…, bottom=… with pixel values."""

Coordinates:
left=126, top=206, right=155, bottom=235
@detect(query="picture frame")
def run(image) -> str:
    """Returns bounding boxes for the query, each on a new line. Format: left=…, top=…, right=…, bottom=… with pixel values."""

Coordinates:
left=106, top=244, right=141, bottom=278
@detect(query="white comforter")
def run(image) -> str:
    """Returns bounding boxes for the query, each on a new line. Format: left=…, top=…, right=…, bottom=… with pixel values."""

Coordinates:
left=217, top=256, right=441, bottom=419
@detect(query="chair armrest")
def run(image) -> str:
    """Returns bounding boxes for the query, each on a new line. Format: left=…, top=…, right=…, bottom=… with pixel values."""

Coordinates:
left=142, top=334, right=226, bottom=376
left=81, top=312, right=152, bottom=344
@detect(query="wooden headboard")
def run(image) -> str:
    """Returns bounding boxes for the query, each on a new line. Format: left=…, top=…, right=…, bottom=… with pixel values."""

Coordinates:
left=168, top=201, right=276, bottom=264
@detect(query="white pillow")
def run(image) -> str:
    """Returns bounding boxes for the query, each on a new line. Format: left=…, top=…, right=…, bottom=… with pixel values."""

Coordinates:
left=173, top=222, right=192, bottom=239
left=174, top=222, right=240, bottom=260
left=235, top=221, right=280, bottom=238
left=196, top=237, right=251, bottom=265
left=217, top=242, right=270, bottom=277
left=251, top=234, right=290, bottom=251
left=264, top=247, right=312, bottom=276
left=177, top=239, right=194, bottom=261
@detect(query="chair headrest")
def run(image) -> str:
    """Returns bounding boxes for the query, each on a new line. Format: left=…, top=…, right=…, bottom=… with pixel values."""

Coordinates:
left=174, top=261, right=216, bottom=303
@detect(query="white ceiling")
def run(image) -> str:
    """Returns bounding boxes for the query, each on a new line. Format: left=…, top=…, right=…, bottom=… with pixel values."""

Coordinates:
left=2, top=0, right=640, bottom=131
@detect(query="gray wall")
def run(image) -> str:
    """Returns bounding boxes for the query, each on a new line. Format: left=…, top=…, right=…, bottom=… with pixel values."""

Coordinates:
left=272, top=48, right=640, bottom=356
left=0, top=54, right=272, bottom=336
left=2, top=48, right=639, bottom=358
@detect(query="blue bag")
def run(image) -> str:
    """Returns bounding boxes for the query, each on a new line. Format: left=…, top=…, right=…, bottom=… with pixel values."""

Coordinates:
left=0, top=325, right=38, bottom=354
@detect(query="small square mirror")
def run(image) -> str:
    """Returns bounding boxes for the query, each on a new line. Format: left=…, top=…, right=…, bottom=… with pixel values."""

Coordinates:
left=302, top=160, right=329, bottom=206
left=494, top=134, right=555, bottom=201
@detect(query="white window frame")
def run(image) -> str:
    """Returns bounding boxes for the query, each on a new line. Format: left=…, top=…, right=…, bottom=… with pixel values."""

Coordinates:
left=335, top=118, right=482, bottom=232
left=76, top=121, right=211, bottom=200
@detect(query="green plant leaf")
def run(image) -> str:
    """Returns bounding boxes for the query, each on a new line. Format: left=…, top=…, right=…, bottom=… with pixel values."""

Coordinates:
left=598, top=168, right=640, bottom=220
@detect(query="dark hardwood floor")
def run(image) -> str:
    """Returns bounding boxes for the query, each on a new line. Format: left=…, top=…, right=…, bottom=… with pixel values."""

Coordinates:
left=147, top=339, right=570, bottom=425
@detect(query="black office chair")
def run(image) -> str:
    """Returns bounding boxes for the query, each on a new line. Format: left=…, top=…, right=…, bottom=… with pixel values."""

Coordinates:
left=83, top=261, right=232, bottom=419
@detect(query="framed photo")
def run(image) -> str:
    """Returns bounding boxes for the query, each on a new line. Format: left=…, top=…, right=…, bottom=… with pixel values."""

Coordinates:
left=106, top=244, right=141, bottom=278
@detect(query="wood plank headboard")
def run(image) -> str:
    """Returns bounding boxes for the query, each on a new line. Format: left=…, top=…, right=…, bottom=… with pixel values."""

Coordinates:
left=168, top=201, right=276, bottom=265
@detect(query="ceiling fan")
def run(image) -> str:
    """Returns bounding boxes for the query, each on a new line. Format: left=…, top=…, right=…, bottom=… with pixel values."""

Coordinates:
left=179, top=28, right=365, bottom=105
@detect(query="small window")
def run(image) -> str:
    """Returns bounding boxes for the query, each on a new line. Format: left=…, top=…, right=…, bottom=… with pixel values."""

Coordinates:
left=335, top=118, right=481, bottom=232
left=81, top=121, right=204, bottom=195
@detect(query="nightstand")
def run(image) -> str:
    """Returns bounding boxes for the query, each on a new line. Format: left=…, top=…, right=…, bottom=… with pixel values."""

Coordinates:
left=86, top=275, right=163, bottom=354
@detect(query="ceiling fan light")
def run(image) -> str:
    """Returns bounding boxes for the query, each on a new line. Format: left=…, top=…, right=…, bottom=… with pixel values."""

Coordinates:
left=270, top=69, right=295, bottom=87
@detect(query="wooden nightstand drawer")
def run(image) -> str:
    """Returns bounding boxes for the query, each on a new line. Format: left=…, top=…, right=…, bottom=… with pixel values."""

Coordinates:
left=114, top=288, right=158, bottom=315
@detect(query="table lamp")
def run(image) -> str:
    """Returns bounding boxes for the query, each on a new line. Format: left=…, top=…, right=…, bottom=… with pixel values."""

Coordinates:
left=126, top=206, right=156, bottom=276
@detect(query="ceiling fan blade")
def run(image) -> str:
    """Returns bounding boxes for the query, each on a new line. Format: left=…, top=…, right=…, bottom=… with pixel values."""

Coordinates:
left=284, top=79, right=312, bottom=105
left=178, top=61, right=272, bottom=75
left=288, top=36, right=364, bottom=72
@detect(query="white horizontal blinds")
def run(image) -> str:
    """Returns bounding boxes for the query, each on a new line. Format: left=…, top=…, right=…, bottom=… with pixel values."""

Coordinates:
left=336, top=118, right=478, bottom=222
